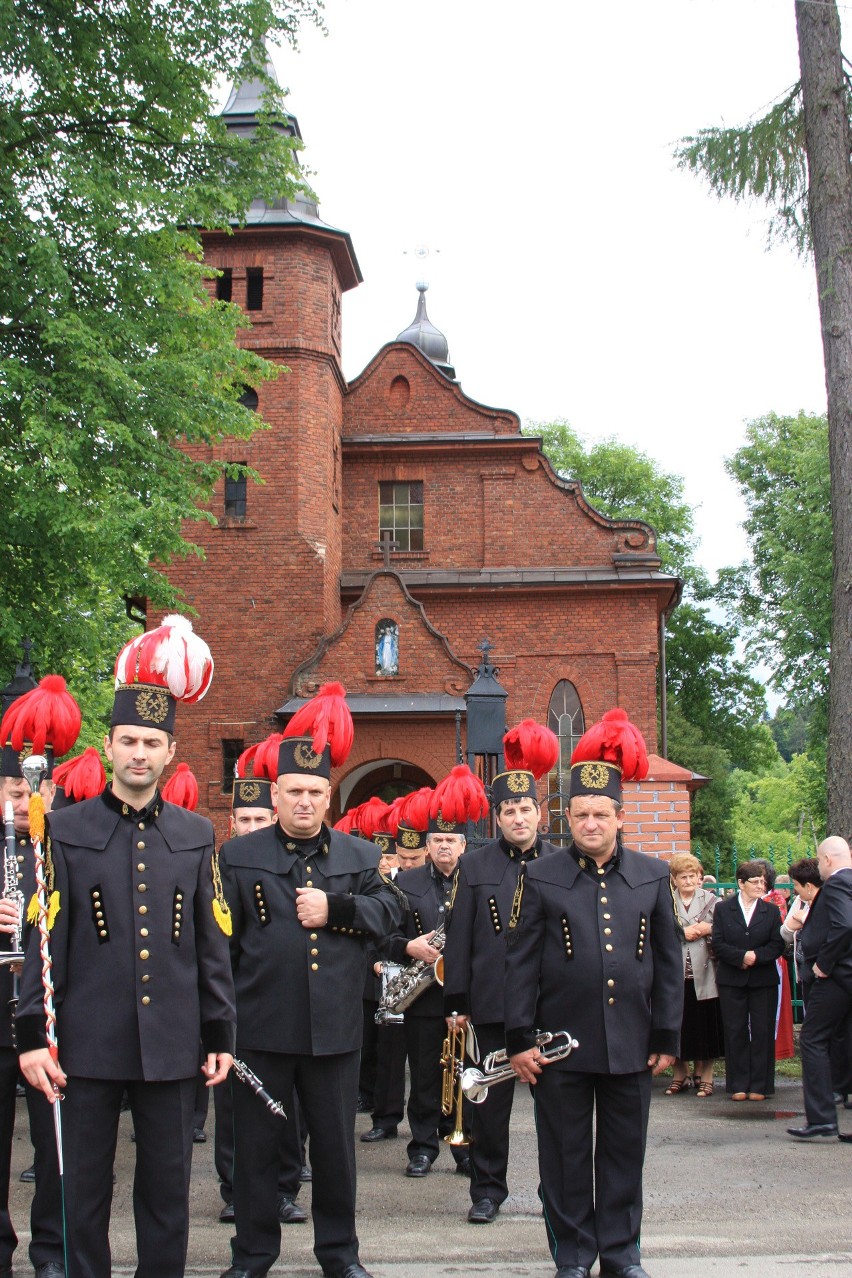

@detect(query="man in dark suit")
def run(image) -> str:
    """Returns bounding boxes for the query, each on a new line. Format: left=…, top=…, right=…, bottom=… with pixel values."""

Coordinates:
left=17, top=619, right=236, bottom=1278
left=712, top=860, right=784, bottom=1101
left=506, top=714, right=682, bottom=1278
left=787, top=836, right=852, bottom=1140
left=219, top=726, right=403, bottom=1278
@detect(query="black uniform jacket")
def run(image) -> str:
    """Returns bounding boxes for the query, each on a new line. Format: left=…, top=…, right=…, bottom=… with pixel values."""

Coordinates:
left=711, top=895, right=784, bottom=987
left=386, top=862, right=455, bottom=1019
left=16, top=792, right=236, bottom=1080
left=442, top=836, right=558, bottom=1025
left=220, top=823, right=403, bottom=1056
left=798, top=868, right=852, bottom=988
left=504, top=842, right=683, bottom=1073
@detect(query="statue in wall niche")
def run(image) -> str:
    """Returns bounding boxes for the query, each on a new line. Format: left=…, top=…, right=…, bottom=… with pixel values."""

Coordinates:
left=375, top=619, right=399, bottom=676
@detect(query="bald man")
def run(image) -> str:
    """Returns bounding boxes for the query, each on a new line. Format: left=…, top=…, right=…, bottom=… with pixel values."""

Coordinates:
left=788, top=836, right=852, bottom=1140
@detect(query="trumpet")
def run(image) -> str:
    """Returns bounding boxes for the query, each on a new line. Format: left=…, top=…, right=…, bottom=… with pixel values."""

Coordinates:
left=461, top=1030, right=578, bottom=1104
left=440, top=1018, right=468, bottom=1146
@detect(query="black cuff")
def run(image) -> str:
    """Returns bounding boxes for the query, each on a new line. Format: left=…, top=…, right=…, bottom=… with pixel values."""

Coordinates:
left=387, top=936, right=410, bottom=965
left=201, top=1019, right=236, bottom=1056
left=326, top=894, right=357, bottom=930
left=442, top=992, right=470, bottom=1018
left=505, top=1027, right=539, bottom=1056
left=15, top=1016, right=48, bottom=1056
left=648, top=1029, right=680, bottom=1057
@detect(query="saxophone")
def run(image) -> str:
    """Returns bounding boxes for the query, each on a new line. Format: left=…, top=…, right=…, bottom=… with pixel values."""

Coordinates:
left=375, top=920, right=446, bottom=1024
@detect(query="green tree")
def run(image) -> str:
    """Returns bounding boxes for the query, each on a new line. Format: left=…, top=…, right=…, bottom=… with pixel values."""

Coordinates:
left=770, top=704, right=815, bottom=762
left=0, top=0, right=322, bottom=721
left=719, top=411, right=831, bottom=732
left=730, top=752, right=825, bottom=860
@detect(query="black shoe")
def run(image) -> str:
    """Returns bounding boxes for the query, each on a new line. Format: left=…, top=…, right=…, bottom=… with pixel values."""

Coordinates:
left=833, top=1091, right=845, bottom=1104
left=454, top=1156, right=471, bottom=1175
left=467, top=1198, right=499, bottom=1223
left=218, top=1200, right=235, bottom=1222
left=556, top=1268, right=592, bottom=1278
left=299, top=1163, right=312, bottom=1182
left=838, top=1131, right=852, bottom=1142
left=277, top=1195, right=307, bottom=1224
left=19, top=1162, right=35, bottom=1182
left=787, top=1122, right=839, bottom=1139
left=599, top=1267, right=652, bottom=1278
left=356, top=1093, right=373, bottom=1114
left=219, top=1270, right=259, bottom=1278
left=405, top=1155, right=431, bottom=1177
left=193, top=1127, right=207, bottom=1143
left=322, top=1266, right=374, bottom=1278
left=35, top=1265, right=66, bottom=1278
left=360, top=1125, right=397, bottom=1142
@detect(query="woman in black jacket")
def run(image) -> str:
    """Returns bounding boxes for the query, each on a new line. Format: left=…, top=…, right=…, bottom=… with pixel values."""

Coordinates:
left=711, top=861, right=785, bottom=1100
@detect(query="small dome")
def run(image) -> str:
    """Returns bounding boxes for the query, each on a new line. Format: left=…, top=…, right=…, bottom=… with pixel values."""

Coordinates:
left=396, top=284, right=455, bottom=379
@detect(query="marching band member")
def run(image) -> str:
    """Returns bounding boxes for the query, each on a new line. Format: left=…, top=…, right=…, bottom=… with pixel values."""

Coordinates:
left=441, top=722, right=559, bottom=1224
left=506, top=709, right=682, bottom=1278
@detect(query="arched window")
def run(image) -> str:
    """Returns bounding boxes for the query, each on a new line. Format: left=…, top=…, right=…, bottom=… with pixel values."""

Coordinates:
left=375, top=619, right=399, bottom=676
left=546, top=681, right=585, bottom=836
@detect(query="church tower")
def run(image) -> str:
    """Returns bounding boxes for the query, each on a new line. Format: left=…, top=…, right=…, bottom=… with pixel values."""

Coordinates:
left=169, top=57, right=362, bottom=812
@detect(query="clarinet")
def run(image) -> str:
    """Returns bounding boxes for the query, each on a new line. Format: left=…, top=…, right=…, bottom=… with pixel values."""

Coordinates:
left=232, top=1057, right=287, bottom=1120
left=1, top=802, right=26, bottom=1039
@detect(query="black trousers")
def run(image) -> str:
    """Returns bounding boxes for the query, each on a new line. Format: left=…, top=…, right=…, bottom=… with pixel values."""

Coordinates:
left=25, top=1078, right=65, bottom=1266
left=60, top=1075, right=196, bottom=1278
left=230, top=1048, right=361, bottom=1276
left=371, top=1022, right=406, bottom=1131
left=467, top=1022, right=515, bottom=1205
left=534, top=1068, right=651, bottom=1271
left=0, top=1048, right=17, bottom=1267
left=403, top=1016, right=466, bottom=1164
left=214, top=1076, right=305, bottom=1203
left=718, top=984, right=778, bottom=1094
left=801, top=975, right=852, bottom=1125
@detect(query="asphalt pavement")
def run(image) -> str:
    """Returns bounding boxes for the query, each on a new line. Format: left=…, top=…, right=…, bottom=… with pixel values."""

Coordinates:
left=7, top=1073, right=852, bottom=1277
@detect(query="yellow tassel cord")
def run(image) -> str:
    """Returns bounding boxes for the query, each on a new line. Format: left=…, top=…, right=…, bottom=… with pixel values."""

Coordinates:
left=47, top=892, right=60, bottom=931
left=26, top=895, right=39, bottom=926
left=28, top=794, right=44, bottom=844
left=211, top=852, right=232, bottom=936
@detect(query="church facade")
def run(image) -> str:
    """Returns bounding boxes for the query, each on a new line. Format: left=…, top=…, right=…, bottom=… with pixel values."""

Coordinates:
left=161, top=67, right=692, bottom=849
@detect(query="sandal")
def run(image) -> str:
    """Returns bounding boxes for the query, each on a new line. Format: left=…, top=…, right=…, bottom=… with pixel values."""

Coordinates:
left=695, top=1081, right=714, bottom=1098
left=665, top=1077, right=691, bottom=1095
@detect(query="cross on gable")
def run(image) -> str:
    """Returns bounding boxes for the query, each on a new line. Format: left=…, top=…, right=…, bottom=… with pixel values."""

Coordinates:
left=375, top=530, right=400, bottom=568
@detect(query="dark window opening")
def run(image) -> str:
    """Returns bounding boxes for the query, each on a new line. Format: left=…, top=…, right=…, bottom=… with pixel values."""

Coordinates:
left=246, top=267, right=264, bottom=311
left=239, top=387, right=259, bottom=412
left=378, top=480, right=424, bottom=552
left=221, top=738, right=244, bottom=794
left=545, top=681, right=585, bottom=837
left=224, top=464, right=248, bottom=518
left=216, top=268, right=232, bottom=302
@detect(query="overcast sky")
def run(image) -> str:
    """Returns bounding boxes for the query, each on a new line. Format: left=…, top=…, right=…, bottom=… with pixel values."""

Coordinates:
left=264, top=0, right=833, bottom=579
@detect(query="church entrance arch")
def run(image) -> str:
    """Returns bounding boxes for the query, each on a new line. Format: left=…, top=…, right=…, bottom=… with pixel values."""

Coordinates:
left=336, top=759, right=435, bottom=822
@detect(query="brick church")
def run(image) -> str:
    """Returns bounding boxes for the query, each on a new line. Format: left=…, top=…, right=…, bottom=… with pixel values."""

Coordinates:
left=163, top=63, right=695, bottom=851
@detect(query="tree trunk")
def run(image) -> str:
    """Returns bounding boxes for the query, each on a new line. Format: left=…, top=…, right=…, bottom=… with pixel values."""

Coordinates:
left=796, top=0, right=852, bottom=835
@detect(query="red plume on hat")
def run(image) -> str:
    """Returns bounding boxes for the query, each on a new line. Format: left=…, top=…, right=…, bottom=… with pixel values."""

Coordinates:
left=0, top=675, right=82, bottom=757
left=357, top=797, right=393, bottom=842
left=398, top=786, right=434, bottom=832
left=502, top=719, right=559, bottom=779
left=570, top=708, right=649, bottom=782
left=429, top=766, right=489, bottom=824
left=334, top=806, right=362, bottom=835
left=284, top=683, right=354, bottom=768
left=52, top=747, right=106, bottom=801
left=162, top=762, right=199, bottom=811
left=237, top=733, right=284, bottom=783
left=114, top=614, right=213, bottom=703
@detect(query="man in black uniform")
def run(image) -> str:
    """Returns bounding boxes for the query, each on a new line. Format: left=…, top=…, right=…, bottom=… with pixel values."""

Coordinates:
left=219, top=695, right=403, bottom=1278
left=213, top=775, right=307, bottom=1223
left=506, top=710, right=682, bottom=1278
left=441, top=753, right=558, bottom=1224
left=387, top=822, right=468, bottom=1177
left=17, top=617, right=235, bottom=1278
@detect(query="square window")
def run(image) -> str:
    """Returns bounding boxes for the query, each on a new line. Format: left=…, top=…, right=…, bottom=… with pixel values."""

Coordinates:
left=378, top=481, right=424, bottom=555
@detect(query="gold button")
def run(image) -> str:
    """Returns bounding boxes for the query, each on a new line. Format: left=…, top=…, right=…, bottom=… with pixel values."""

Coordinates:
left=138, top=822, right=145, bottom=830
left=96, top=911, right=104, bottom=920
left=138, top=905, right=147, bottom=915
left=608, top=979, right=615, bottom=988
left=142, top=974, right=150, bottom=983
left=311, top=963, right=319, bottom=971
left=311, top=948, right=318, bottom=956
left=600, top=897, right=608, bottom=904
left=174, top=930, right=180, bottom=938
left=99, top=929, right=107, bottom=938
left=141, top=996, right=150, bottom=1005
left=603, top=913, right=611, bottom=920
left=140, top=928, right=149, bottom=937
left=139, top=949, right=149, bottom=960
left=306, top=881, right=313, bottom=888
left=605, top=944, right=613, bottom=952
left=608, top=998, right=615, bottom=1005
left=137, top=842, right=145, bottom=850
left=597, top=867, right=605, bottom=875
left=600, top=882, right=606, bottom=889
left=137, top=862, right=145, bottom=871
left=137, top=884, right=147, bottom=893
left=604, top=928, right=612, bottom=936
left=310, top=933, right=318, bottom=941
left=16, top=855, right=23, bottom=865
left=176, top=893, right=183, bottom=901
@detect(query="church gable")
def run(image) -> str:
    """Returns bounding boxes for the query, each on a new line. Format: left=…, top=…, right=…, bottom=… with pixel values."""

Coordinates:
left=290, top=570, right=472, bottom=698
